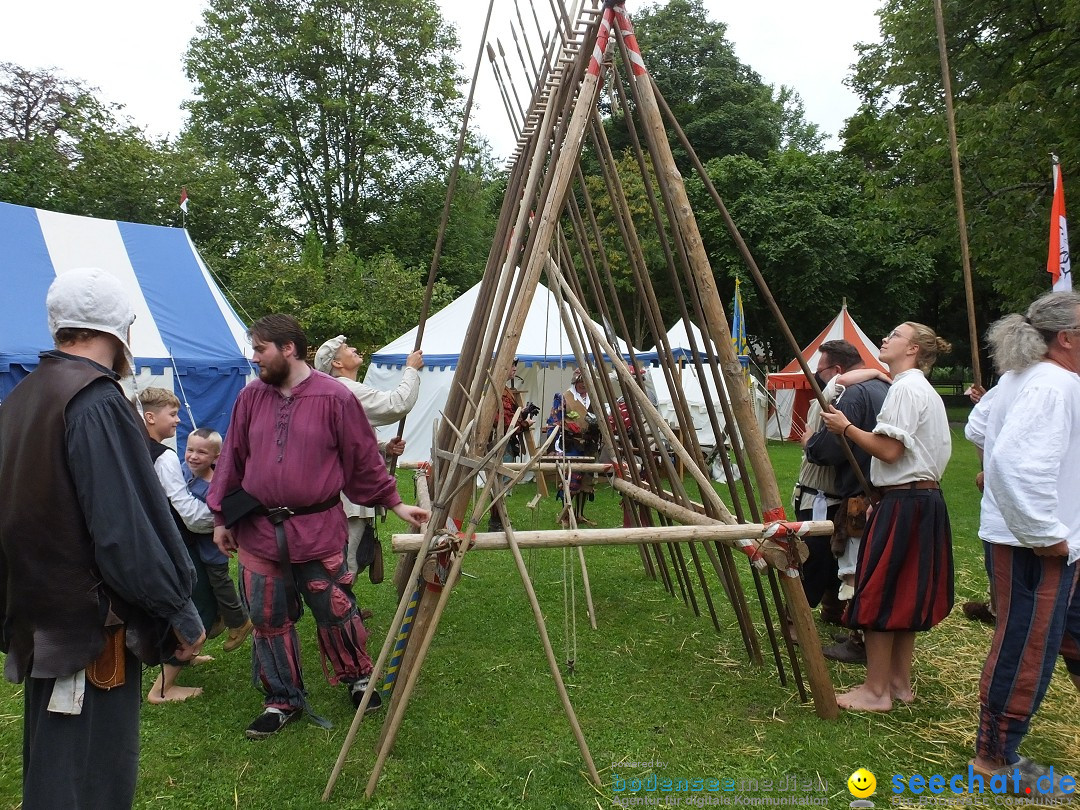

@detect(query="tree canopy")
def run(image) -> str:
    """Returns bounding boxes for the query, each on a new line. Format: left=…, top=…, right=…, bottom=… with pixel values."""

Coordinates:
left=844, top=0, right=1080, bottom=324
left=184, top=0, right=463, bottom=255
left=6, top=0, right=1080, bottom=374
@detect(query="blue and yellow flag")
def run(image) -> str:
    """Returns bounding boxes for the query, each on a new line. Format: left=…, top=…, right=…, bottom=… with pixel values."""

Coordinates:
left=731, top=278, right=749, bottom=368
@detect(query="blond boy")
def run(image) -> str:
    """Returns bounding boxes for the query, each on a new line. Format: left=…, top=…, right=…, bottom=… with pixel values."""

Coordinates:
left=138, top=387, right=215, bottom=703
left=184, top=428, right=252, bottom=650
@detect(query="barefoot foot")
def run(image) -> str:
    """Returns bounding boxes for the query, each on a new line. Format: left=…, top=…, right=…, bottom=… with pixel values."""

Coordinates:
left=146, top=684, right=204, bottom=704
left=891, top=687, right=915, bottom=705
left=192, top=654, right=215, bottom=666
left=836, top=685, right=892, bottom=712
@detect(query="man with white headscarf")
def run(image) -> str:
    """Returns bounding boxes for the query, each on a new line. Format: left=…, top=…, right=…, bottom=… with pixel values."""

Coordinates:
left=313, top=335, right=423, bottom=578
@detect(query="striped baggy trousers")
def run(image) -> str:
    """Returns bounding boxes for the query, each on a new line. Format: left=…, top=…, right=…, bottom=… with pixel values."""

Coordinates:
left=975, top=542, right=1079, bottom=762
left=239, top=548, right=371, bottom=711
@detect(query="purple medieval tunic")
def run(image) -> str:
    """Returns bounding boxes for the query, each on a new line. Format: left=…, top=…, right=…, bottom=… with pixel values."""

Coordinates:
left=207, top=370, right=401, bottom=563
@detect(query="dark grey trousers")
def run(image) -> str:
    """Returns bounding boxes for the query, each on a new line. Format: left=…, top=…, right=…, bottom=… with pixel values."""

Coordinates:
left=23, top=651, right=140, bottom=809
left=205, top=560, right=249, bottom=627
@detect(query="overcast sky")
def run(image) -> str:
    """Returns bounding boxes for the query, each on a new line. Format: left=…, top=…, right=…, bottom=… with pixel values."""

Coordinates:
left=1, top=1, right=881, bottom=157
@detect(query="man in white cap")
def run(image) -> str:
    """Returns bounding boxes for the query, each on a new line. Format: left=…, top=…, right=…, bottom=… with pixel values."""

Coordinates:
left=0, top=267, right=205, bottom=808
left=313, top=336, right=423, bottom=577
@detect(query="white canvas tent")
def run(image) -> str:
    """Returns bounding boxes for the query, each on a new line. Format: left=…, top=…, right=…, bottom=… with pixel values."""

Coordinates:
left=765, top=304, right=887, bottom=441
left=642, top=320, right=768, bottom=450
left=364, top=281, right=633, bottom=463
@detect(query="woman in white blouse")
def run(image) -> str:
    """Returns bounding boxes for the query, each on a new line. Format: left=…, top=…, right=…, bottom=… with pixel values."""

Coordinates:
left=821, top=322, right=953, bottom=711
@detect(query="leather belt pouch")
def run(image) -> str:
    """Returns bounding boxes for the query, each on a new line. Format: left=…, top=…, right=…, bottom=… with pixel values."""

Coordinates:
left=86, top=626, right=126, bottom=689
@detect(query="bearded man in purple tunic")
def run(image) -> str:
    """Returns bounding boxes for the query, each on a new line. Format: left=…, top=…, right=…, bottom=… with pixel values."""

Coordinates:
left=208, top=314, right=428, bottom=739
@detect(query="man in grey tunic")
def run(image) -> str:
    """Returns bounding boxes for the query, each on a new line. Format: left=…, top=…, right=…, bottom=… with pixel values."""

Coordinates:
left=0, top=268, right=205, bottom=809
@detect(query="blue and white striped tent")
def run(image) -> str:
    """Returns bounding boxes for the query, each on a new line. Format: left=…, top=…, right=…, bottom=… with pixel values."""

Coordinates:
left=0, top=201, right=253, bottom=448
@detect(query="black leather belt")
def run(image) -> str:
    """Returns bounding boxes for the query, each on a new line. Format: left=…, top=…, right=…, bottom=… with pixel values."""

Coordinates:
left=795, top=484, right=840, bottom=500
left=262, top=496, right=339, bottom=621
left=881, top=481, right=940, bottom=492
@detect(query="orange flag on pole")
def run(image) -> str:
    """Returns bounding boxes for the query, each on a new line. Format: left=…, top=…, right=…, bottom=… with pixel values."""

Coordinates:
left=1048, top=157, right=1071, bottom=291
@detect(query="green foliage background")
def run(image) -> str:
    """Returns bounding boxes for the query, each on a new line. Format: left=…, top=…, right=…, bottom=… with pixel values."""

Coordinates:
left=2, top=0, right=1077, bottom=359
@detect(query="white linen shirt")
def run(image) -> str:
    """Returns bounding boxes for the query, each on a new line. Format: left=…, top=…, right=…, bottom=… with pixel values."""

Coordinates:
left=795, top=376, right=840, bottom=509
left=153, top=448, right=214, bottom=533
left=869, top=368, right=951, bottom=486
left=963, top=384, right=999, bottom=450
left=335, top=368, right=420, bottom=519
left=336, top=369, right=420, bottom=426
left=979, top=363, right=1080, bottom=563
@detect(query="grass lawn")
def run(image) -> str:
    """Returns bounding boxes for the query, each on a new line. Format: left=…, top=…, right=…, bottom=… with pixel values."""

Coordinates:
left=1, top=431, right=1075, bottom=809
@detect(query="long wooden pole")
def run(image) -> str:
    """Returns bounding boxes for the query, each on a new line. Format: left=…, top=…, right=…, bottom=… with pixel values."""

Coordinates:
left=934, top=0, right=982, bottom=387
left=647, top=81, right=874, bottom=503
left=609, top=8, right=779, bottom=521
left=392, top=520, right=834, bottom=553
left=386, top=0, right=498, bottom=479
left=610, top=3, right=836, bottom=718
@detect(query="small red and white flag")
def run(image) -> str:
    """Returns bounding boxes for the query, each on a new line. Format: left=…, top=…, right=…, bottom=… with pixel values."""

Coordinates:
left=179, top=187, right=189, bottom=214
left=1048, top=158, right=1071, bottom=291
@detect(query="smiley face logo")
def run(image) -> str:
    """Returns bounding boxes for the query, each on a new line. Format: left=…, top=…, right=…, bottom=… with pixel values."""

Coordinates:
left=848, top=768, right=876, bottom=798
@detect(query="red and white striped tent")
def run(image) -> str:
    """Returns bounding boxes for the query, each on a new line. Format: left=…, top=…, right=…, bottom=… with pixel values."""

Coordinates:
left=765, top=304, right=887, bottom=441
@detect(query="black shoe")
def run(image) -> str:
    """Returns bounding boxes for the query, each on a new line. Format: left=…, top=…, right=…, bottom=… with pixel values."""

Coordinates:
left=820, top=609, right=846, bottom=626
left=348, top=677, right=383, bottom=714
left=245, top=707, right=299, bottom=739
left=962, top=601, right=996, bottom=625
left=822, top=638, right=867, bottom=664
left=832, top=631, right=851, bottom=644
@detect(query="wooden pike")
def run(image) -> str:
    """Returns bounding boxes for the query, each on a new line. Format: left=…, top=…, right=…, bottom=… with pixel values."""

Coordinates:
left=497, top=39, right=525, bottom=116
left=488, top=43, right=522, bottom=137
left=933, top=0, right=981, bottom=387
left=383, top=0, right=499, bottom=481
left=512, top=0, right=539, bottom=74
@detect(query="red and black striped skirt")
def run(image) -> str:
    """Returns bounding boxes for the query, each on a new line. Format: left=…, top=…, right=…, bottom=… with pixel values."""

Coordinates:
left=845, top=487, right=954, bottom=632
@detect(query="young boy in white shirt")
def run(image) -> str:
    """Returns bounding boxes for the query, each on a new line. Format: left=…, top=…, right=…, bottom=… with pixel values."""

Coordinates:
left=139, top=387, right=215, bottom=703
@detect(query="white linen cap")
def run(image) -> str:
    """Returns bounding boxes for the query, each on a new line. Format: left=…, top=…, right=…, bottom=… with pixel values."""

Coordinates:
left=46, top=267, right=135, bottom=353
left=314, top=335, right=347, bottom=373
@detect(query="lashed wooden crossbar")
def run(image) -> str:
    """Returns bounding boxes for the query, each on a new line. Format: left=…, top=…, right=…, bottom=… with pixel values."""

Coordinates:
left=391, top=521, right=833, bottom=554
